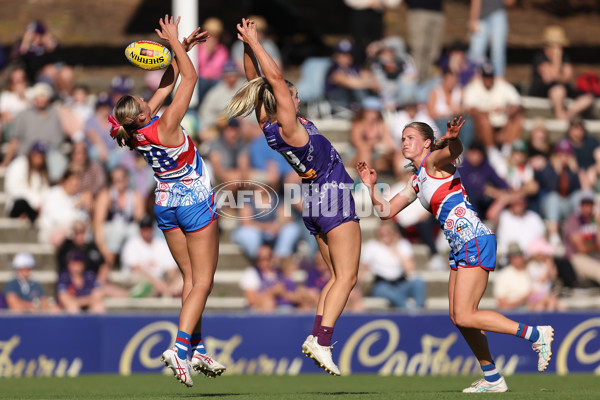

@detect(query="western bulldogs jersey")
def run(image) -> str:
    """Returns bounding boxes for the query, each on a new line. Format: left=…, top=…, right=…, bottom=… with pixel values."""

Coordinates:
left=412, top=153, right=492, bottom=253
left=134, top=116, right=212, bottom=207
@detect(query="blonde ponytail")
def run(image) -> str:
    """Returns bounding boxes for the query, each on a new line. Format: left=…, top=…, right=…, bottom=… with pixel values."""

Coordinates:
left=225, top=77, right=295, bottom=121
left=112, top=95, right=141, bottom=150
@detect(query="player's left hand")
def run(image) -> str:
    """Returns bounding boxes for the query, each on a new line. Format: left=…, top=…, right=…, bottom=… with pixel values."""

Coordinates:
left=182, top=27, right=209, bottom=52
left=440, top=116, right=465, bottom=141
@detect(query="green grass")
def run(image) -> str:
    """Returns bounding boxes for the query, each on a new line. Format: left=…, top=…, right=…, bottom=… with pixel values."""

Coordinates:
left=1, top=374, right=597, bottom=400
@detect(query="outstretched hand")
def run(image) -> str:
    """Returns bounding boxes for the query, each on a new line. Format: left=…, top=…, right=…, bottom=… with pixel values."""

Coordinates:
left=155, top=14, right=180, bottom=44
left=356, top=161, right=378, bottom=187
left=440, top=116, right=466, bottom=141
left=182, top=27, right=209, bottom=52
left=236, top=18, right=259, bottom=45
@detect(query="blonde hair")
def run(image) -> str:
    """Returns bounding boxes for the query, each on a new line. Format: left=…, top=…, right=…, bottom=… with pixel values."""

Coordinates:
left=225, top=77, right=294, bottom=121
left=112, top=95, right=141, bottom=150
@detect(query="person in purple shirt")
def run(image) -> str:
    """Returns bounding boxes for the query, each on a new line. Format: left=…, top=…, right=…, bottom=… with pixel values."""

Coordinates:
left=56, top=250, right=105, bottom=314
left=459, top=141, right=512, bottom=222
left=226, top=18, right=362, bottom=376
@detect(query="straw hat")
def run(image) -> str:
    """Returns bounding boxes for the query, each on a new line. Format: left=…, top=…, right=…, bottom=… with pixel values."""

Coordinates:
left=203, top=17, right=223, bottom=36
left=543, top=25, right=569, bottom=46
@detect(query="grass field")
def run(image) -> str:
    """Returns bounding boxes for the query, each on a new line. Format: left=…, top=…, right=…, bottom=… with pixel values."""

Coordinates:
left=1, top=374, right=598, bottom=400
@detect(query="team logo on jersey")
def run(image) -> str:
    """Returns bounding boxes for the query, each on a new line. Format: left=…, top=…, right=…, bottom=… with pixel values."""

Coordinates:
left=411, top=176, right=420, bottom=193
left=446, top=219, right=454, bottom=229
left=455, top=207, right=466, bottom=217
left=135, top=133, right=147, bottom=142
left=158, top=182, right=170, bottom=190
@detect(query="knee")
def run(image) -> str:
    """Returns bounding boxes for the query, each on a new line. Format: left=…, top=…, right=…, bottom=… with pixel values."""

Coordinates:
left=548, top=85, right=566, bottom=98
left=192, top=280, right=213, bottom=295
left=452, top=310, right=475, bottom=329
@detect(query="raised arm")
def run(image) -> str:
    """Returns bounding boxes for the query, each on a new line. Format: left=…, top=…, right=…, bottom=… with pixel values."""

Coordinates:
left=356, top=161, right=417, bottom=220
left=242, top=42, right=261, bottom=81
left=236, top=18, right=307, bottom=145
left=154, top=15, right=199, bottom=142
left=427, top=116, right=465, bottom=170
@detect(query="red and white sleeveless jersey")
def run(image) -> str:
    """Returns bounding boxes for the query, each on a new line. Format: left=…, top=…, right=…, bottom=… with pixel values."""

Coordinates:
left=411, top=153, right=492, bottom=253
left=133, top=116, right=212, bottom=207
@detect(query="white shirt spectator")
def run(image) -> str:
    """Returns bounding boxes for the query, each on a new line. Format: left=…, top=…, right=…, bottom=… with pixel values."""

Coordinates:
left=463, top=78, right=521, bottom=128
left=120, top=235, right=177, bottom=280
left=37, top=184, right=87, bottom=244
left=361, top=237, right=413, bottom=281
left=239, top=267, right=262, bottom=291
left=4, top=154, right=49, bottom=213
left=493, top=264, right=532, bottom=304
left=496, top=208, right=546, bottom=258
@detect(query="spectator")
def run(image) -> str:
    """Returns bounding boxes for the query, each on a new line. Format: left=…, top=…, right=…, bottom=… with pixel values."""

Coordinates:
left=56, top=249, right=106, bottom=314
left=239, top=244, right=298, bottom=312
left=349, top=96, right=395, bottom=172
left=1, top=82, right=68, bottom=182
left=207, top=118, right=249, bottom=184
left=68, top=141, right=107, bottom=214
left=565, top=116, right=599, bottom=171
left=526, top=118, right=552, bottom=171
left=426, top=69, right=474, bottom=148
left=324, top=39, right=379, bottom=111
left=360, top=222, right=426, bottom=309
left=230, top=15, right=281, bottom=72
left=120, top=215, right=182, bottom=298
left=405, top=0, right=445, bottom=83
left=92, top=166, right=144, bottom=267
left=232, top=185, right=301, bottom=260
left=562, top=191, right=600, bottom=287
left=459, top=141, right=512, bottom=221
left=57, top=219, right=129, bottom=298
left=529, top=25, right=594, bottom=121
left=58, top=84, right=94, bottom=142
left=11, top=20, right=59, bottom=83
left=526, top=237, right=565, bottom=311
left=495, top=194, right=546, bottom=263
left=37, top=169, right=88, bottom=247
left=463, top=63, right=523, bottom=149
left=367, top=36, right=419, bottom=109
left=109, top=74, right=134, bottom=107
left=3, top=252, right=59, bottom=314
left=389, top=98, right=438, bottom=148
left=535, top=138, right=582, bottom=246
left=468, top=0, right=515, bottom=78
left=84, top=91, right=133, bottom=170
left=587, top=147, right=600, bottom=196
left=198, top=60, right=244, bottom=141
left=493, top=242, right=531, bottom=310
left=344, top=0, right=401, bottom=65
left=4, top=141, right=49, bottom=223
left=196, top=17, right=229, bottom=104
left=492, top=139, right=540, bottom=200
left=0, top=66, right=32, bottom=143
left=439, top=40, right=479, bottom=87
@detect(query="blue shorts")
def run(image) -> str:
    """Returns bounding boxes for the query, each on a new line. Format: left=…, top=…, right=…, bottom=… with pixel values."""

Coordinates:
left=154, top=193, right=217, bottom=233
left=302, top=185, right=359, bottom=235
left=449, top=234, right=497, bottom=271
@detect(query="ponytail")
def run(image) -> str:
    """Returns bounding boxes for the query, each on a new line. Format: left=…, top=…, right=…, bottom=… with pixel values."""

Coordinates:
left=225, top=77, right=296, bottom=121
left=111, top=95, right=141, bottom=150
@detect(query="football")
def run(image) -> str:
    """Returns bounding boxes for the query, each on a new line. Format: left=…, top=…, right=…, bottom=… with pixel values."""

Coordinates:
left=125, top=41, right=172, bottom=71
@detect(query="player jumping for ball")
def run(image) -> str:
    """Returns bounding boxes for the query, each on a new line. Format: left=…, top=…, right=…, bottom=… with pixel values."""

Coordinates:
left=109, top=15, right=225, bottom=387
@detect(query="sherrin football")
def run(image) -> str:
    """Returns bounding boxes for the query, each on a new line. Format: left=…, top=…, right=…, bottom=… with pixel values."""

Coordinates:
left=125, top=41, right=172, bottom=71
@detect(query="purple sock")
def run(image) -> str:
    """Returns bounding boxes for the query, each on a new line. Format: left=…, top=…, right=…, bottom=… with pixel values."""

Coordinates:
left=316, top=325, right=334, bottom=347
left=312, top=315, right=322, bottom=337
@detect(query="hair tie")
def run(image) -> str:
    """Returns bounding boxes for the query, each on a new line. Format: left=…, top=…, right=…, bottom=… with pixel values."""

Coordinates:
left=108, top=115, right=121, bottom=138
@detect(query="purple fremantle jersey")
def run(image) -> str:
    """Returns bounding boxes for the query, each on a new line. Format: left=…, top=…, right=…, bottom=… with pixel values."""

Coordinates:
left=262, top=116, right=358, bottom=235
left=262, top=116, right=354, bottom=185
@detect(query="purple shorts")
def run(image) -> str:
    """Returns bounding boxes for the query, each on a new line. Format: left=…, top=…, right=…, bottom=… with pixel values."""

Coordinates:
left=301, top=183, right=359, bottom=235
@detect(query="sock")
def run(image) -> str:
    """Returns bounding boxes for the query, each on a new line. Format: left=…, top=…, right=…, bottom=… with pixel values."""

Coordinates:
left=316, top=325, right=334, bottom=347
left=190, top=332, right=206, bottom=356
left=312, top=315, right=323, bottom=337
left=481, top=363, right=501, bottom=383
left=516, top=323, right=540, bottom=343
left=175, top=330, right=191, bottom=360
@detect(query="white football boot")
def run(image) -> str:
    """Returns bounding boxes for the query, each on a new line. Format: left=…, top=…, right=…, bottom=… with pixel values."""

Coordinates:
left=301, top=335, right=313, bottom=353
left=161, top=348, right=193, bottom=387
left=302, top=336, right=340, bottom=376
left=532, top=325, right=554, bottom=372
left=190, top=352, right=227, bottom=378
left=462, top=377, right=508, bottom=393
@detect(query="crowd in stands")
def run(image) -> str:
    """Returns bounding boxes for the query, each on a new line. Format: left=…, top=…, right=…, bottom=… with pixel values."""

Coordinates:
left=1, top=4, right=600, bottom=315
